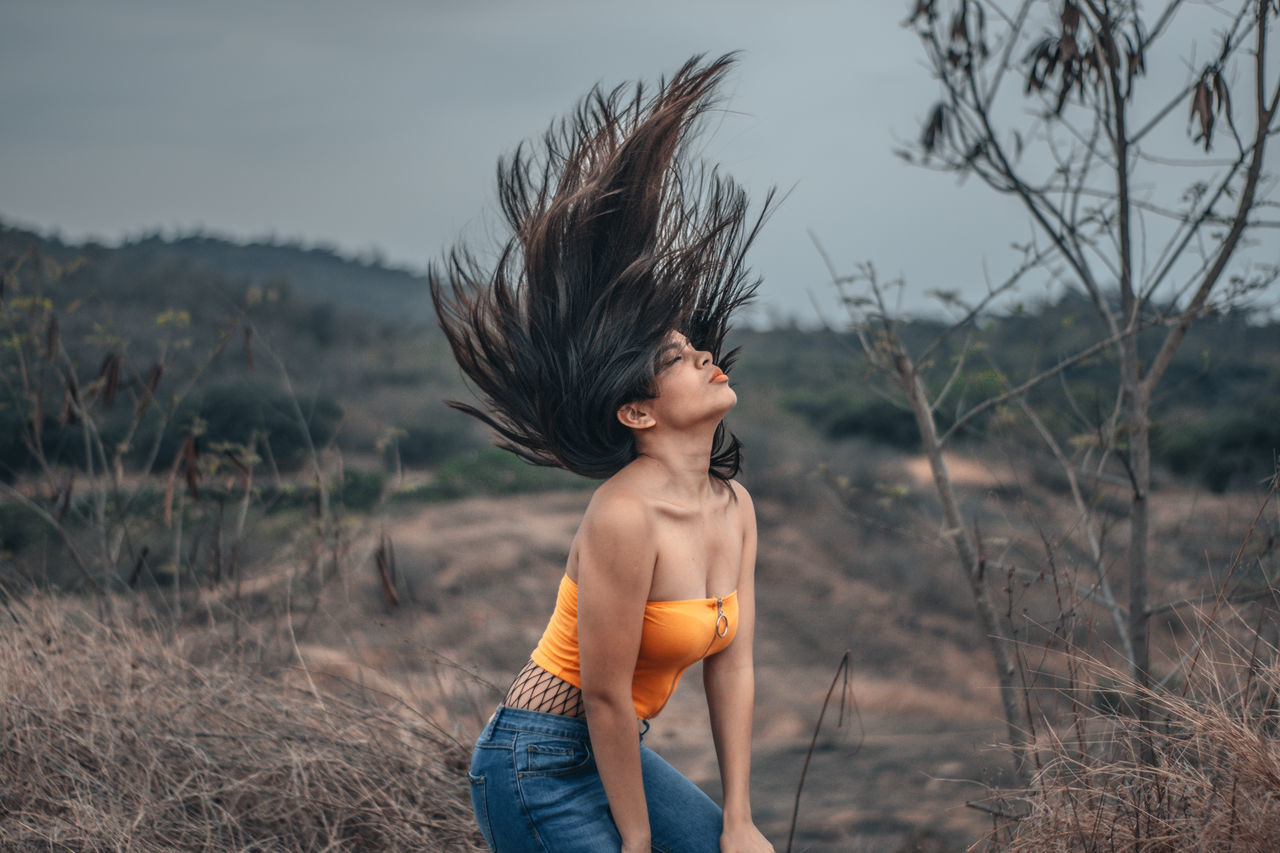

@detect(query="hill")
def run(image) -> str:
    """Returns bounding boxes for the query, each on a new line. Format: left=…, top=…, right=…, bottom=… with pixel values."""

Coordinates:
left=0, top=220, right=435, bottom=322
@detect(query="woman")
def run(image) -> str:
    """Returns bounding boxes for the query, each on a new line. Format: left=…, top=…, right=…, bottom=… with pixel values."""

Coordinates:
left=431, top=54, right=774, bottom=853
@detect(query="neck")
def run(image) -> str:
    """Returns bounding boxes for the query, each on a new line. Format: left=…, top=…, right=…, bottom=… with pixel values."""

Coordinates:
left=632, top=423, right=722, bottom=503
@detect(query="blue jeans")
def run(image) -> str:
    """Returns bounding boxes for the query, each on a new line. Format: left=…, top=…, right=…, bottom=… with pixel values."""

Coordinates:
left=469, top=705, right=722, bottom=852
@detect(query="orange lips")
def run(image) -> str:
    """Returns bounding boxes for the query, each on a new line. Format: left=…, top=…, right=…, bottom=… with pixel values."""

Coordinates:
left=710, top=368, right=729, bottom=383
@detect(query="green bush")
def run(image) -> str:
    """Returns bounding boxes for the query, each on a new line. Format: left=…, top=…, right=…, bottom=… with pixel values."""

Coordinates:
left=154, top=381, right=343, bottom=472
left=394, top=447, right=588, bottom=503
left=0, top=406, right=37, bottom=482
left=339, top=468, right=385, bottom=512
left=0, top=501, right=47, bottom=553
left=391, top=421, right=477, bottom=468
left=1153, top=399, right=1280, bottom=492
left=783, top=391, right=923, bottom=448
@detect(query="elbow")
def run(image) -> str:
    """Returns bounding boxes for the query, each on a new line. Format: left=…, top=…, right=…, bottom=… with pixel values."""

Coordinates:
left=580, top=684, right=634, bottom=718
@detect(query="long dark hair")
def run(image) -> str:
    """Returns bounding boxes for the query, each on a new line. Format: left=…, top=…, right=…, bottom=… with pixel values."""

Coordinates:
left=430, top=54, right=770, bottom=480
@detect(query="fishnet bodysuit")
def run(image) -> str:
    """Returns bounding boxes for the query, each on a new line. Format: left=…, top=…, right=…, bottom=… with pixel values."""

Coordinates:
left=503, top=659, right=585, bottom=717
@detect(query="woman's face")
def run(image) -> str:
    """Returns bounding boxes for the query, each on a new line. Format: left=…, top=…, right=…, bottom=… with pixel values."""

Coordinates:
left=644, top=331, right=737, bottom=429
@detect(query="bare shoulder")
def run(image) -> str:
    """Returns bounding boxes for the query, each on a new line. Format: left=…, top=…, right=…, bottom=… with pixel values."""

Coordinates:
left=728, top=479, right=756, bottom=527
left=579, top=472, right=656, bottom=542
left=570, top=472, right=658, bottom=592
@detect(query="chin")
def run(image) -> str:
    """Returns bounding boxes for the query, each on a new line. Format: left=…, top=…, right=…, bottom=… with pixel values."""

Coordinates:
left=717, top=387, right=738, bottom=412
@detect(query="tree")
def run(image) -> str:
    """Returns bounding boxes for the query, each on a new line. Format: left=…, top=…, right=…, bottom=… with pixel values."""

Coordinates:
left=826, top=0, right=1279, bottom=783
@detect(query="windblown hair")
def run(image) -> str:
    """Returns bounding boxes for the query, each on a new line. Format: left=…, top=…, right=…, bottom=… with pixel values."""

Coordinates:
left=430, top=54, right=770, bottom=480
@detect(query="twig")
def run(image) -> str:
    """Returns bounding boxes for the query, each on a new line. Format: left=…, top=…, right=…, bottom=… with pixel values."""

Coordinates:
left=785, top=650, right=860, bottom=853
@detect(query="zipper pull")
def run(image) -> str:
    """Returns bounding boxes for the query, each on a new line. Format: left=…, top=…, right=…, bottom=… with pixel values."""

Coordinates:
left=714, top=597, right=728, bottom=638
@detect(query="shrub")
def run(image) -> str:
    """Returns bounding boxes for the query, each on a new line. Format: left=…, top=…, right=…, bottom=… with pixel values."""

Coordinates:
left=784, top=391, right=923, bottom=448
left=339, top=467, right=385, bottom=512
left=150, top=381, right=343, bottom=472
left=392, top=421, right=477, bottom=468
left=394, top=447, right=588, bottom=503
left=1153, top=398, right=1280, bottom=492
left=0, top=501, right=47, bottom=554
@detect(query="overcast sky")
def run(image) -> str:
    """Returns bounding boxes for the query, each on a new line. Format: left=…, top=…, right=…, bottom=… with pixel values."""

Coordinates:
left=2, top=0, right=1275, bottom=323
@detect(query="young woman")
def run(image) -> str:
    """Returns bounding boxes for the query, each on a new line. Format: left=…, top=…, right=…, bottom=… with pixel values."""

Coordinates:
left=431, top=55, right=774, bottom=853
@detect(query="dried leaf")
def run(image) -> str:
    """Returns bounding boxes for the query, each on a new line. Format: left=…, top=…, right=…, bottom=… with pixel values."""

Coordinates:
left=1062, top=0, right=1081, bottom=35
left=45, top=315, right=59, bottom=363
left=96, top=352, right=122, bottom=409
left=1211, top=69, right=1233, bottom=137
left=1190, top=78, right=1215, bottom=151
left=906, top=0, right=936, bottom=26
left=1023, top=37, right=1058, bottom=93
left=375, top=530, right=400, bottom=609
left=950, top=1, right=969, bottom=45
left=920, top=102, right=948, bottom=153
left=182, top=434, right=200, bottom=500
left=1060, top=32, right=1077, bottom=65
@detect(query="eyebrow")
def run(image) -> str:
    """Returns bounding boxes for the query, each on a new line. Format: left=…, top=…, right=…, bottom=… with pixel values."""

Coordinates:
left=656, top=337, right=690, bottom=360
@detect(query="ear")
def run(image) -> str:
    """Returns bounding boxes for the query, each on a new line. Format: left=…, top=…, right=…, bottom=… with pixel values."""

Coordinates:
left=616, top=401, right=656, bottom=431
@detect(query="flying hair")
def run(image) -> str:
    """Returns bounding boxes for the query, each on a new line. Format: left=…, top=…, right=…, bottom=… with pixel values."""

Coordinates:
left=430, top=53, right=772, bottom=480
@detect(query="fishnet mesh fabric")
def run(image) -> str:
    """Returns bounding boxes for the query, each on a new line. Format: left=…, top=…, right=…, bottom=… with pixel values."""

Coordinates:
left=503, top=659, right=585, bottom=717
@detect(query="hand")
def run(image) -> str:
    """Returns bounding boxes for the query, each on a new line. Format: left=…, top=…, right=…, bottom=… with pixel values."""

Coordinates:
left=721, top=820, right=774, bottom=852
left=622, top=837, right=652, bottom=853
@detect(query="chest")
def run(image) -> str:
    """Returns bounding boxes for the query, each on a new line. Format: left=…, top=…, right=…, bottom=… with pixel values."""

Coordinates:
left=647, top=503, right=743, bottom=601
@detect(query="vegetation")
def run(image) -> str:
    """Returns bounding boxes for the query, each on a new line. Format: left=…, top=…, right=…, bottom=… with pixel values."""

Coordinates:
left=738, top=293, right=1280, bottom=493
left=0, top=594, right=482, bottom=851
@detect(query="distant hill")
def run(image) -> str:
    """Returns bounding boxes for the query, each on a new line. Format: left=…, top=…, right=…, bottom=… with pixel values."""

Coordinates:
left=0, top=220, right=433, bottom=322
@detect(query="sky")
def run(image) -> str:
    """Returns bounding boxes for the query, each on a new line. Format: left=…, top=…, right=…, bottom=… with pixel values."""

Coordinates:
left=1, top=0, right=1276, bottom=324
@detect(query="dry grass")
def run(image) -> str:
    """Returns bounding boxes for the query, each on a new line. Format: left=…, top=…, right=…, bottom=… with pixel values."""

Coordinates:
left=995, top=625, right=1280, bottom=852
left=0, top=595, right=484, bottom=852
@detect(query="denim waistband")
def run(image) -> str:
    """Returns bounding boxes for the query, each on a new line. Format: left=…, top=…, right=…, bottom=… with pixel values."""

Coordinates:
left=482, top=705, right=650, bottom=741
left=486, top=705, right=591, bottom=739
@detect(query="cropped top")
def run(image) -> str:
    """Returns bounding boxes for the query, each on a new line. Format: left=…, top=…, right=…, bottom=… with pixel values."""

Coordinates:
left=530, top=574, right=738, bottom=719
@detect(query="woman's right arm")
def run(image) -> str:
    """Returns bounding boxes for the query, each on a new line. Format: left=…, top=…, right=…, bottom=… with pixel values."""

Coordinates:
left=575, top=491, right=654, bottom=853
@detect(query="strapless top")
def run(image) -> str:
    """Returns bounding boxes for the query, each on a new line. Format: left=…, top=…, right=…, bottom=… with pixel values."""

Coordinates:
left=530, top=574, right=738, bottom=719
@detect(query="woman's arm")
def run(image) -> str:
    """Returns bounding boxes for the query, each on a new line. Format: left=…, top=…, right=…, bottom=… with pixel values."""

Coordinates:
left=576, top=490, right=655, bottom=852
left=703, top=482, right=774, bottom=851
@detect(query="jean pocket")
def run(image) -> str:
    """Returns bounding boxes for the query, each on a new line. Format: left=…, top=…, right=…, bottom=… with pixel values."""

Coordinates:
left=468, top=772, right=496, bottom=848
left=519, top=738, right=593, bottom=777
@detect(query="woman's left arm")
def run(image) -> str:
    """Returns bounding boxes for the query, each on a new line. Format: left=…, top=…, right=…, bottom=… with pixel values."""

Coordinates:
left=703, top=482, right=774, bottom=852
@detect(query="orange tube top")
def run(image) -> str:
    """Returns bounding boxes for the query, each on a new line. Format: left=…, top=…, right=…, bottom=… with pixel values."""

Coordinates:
left=529, top=574, right=738, bottom=719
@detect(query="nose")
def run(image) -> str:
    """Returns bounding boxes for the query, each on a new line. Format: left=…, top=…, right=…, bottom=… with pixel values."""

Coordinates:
left=695, top=348, right=713, bottom=368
